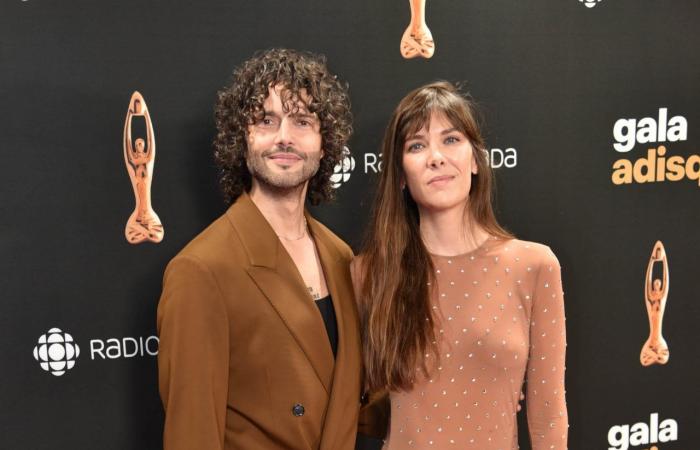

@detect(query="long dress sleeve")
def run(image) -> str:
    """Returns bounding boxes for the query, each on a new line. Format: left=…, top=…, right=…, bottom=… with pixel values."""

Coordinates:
left=526, top=250, right=568, bottom=450
left=157, top=255, right=230, bottom=450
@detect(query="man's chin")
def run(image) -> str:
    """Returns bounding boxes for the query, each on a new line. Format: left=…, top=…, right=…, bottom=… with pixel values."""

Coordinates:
left=248, top=159, right=319, bottom=192
left=254, top=172, right=309, bottom=191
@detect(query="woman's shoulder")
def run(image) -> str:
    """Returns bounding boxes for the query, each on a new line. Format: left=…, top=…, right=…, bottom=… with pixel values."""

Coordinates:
left=350, top=254, right=366, bottom=277
left=349, top=254, right=367, bottom=301
left=492, top=238, right=560, bottom=270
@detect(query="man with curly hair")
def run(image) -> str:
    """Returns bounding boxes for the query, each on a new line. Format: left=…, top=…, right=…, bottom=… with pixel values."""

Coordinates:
left=157, top=48, right=381, bottom=450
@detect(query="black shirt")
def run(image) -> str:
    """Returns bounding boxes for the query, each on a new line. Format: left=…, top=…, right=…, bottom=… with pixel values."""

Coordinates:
left=314, top=295, right=338, bottom=358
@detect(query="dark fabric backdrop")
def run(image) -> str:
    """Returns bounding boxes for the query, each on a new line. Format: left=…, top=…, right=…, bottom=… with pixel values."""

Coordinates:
left=1, top=0, right=698, bottom=449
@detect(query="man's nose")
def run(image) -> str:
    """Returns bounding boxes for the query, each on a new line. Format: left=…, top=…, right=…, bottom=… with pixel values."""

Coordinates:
left=274, top=119, right=294, bottom=148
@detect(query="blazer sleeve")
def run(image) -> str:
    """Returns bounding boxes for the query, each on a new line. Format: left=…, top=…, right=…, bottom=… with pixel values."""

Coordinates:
left=357, top=390, right=390, bottom=443
left=157, top=255, right=230, bottom=450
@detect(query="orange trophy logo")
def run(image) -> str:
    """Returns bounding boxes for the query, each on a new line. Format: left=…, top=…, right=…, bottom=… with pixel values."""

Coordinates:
left=123, top=91, right=164, bottom=244
left=640, top=241, right=669, bottom=366
left=401, top=0, right=435, bottom=59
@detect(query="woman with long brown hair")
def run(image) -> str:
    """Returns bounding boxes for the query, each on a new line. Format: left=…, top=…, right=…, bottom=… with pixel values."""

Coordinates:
left=353, top=81, right=568, bottom=449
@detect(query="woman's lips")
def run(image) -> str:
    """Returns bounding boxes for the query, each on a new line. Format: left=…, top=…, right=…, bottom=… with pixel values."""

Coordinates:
left=428, top=175, right=454, bottom=185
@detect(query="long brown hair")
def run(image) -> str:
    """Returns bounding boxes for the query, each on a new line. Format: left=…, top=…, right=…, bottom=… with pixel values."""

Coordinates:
left=360, top=81, right=512, bottom=392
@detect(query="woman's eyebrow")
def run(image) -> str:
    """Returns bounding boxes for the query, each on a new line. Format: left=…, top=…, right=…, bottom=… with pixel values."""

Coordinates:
left=405, top=132, right=426, bottom=141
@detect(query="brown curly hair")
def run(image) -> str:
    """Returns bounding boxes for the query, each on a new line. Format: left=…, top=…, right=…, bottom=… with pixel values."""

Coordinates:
left=213, top=48, right=353, bottom=205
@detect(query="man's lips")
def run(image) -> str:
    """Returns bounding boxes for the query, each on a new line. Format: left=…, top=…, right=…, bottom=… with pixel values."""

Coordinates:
left=428, top=175, right=455, bottom=185
left=267, top=152, right=303, bottom=161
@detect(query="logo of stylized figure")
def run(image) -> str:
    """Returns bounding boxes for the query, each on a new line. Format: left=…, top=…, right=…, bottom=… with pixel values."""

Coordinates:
left=33, top=328, right=80, bottom=376
left=124, top=91, right=164, bottom=244
left=401, top=0, right=435, bottom=59
left=330, top=146, right=355, bottom=189
left=641, top=241, right=670, bottom=366
left=579, top=0, right=603, bottom=8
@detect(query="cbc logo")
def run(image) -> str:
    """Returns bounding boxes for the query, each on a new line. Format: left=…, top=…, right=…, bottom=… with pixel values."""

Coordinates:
left=330, top=146, right=355, bottom=189
left=33, top=328, right=80, bottom=377
left=579, top=0, right=603, bottom=8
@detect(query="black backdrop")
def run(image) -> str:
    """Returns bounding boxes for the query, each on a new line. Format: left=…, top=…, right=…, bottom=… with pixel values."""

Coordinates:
left=2, top=1, right=699, bottom=449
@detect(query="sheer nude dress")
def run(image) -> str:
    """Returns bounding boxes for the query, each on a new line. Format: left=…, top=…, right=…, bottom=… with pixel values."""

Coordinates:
left=384, top=238, right=568, bottom=450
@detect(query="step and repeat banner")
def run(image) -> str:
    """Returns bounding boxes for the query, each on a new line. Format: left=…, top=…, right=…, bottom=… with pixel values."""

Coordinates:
left=1, top=0, right=698, bottom=449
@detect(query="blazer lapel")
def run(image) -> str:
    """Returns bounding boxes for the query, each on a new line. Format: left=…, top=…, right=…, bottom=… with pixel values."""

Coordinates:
left=226, top=193, right=335, bottom=393
left=308, top=217, right=363, bottom=450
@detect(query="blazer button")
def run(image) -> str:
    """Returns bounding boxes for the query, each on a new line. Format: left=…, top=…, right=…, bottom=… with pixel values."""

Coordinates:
left=292, top=403, right=305, bottom=417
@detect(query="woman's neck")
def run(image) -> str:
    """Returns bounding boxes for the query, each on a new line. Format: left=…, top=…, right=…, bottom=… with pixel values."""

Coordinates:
left=418, top=205, right=490, bottom=256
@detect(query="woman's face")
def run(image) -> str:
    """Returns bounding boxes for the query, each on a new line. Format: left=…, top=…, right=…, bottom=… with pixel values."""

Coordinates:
left=401, top=112, right=478, bottom=213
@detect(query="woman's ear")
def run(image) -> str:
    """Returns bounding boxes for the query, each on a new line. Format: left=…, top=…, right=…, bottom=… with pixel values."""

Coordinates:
left=471, top=149, right=481, bottom=175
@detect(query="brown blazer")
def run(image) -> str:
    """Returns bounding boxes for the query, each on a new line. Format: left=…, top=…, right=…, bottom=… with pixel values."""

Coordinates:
left=157, top=192, right=362, bottom=450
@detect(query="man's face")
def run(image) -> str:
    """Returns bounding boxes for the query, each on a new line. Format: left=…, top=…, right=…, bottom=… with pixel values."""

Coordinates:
left=246, top=85, right=323, bottom=191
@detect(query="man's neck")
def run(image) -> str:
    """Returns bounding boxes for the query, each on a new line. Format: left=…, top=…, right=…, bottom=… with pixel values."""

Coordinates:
left=249, top=181, right=309, bottom=239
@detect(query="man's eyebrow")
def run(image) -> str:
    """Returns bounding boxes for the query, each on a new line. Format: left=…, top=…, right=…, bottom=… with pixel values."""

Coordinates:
left=289, top=111, right=318, bottom=120
left=262, top=110, right=280, bottom=118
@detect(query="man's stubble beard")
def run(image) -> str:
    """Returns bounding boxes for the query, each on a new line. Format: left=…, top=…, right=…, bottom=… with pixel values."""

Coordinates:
left=246, top=146, right=322, bottom=192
